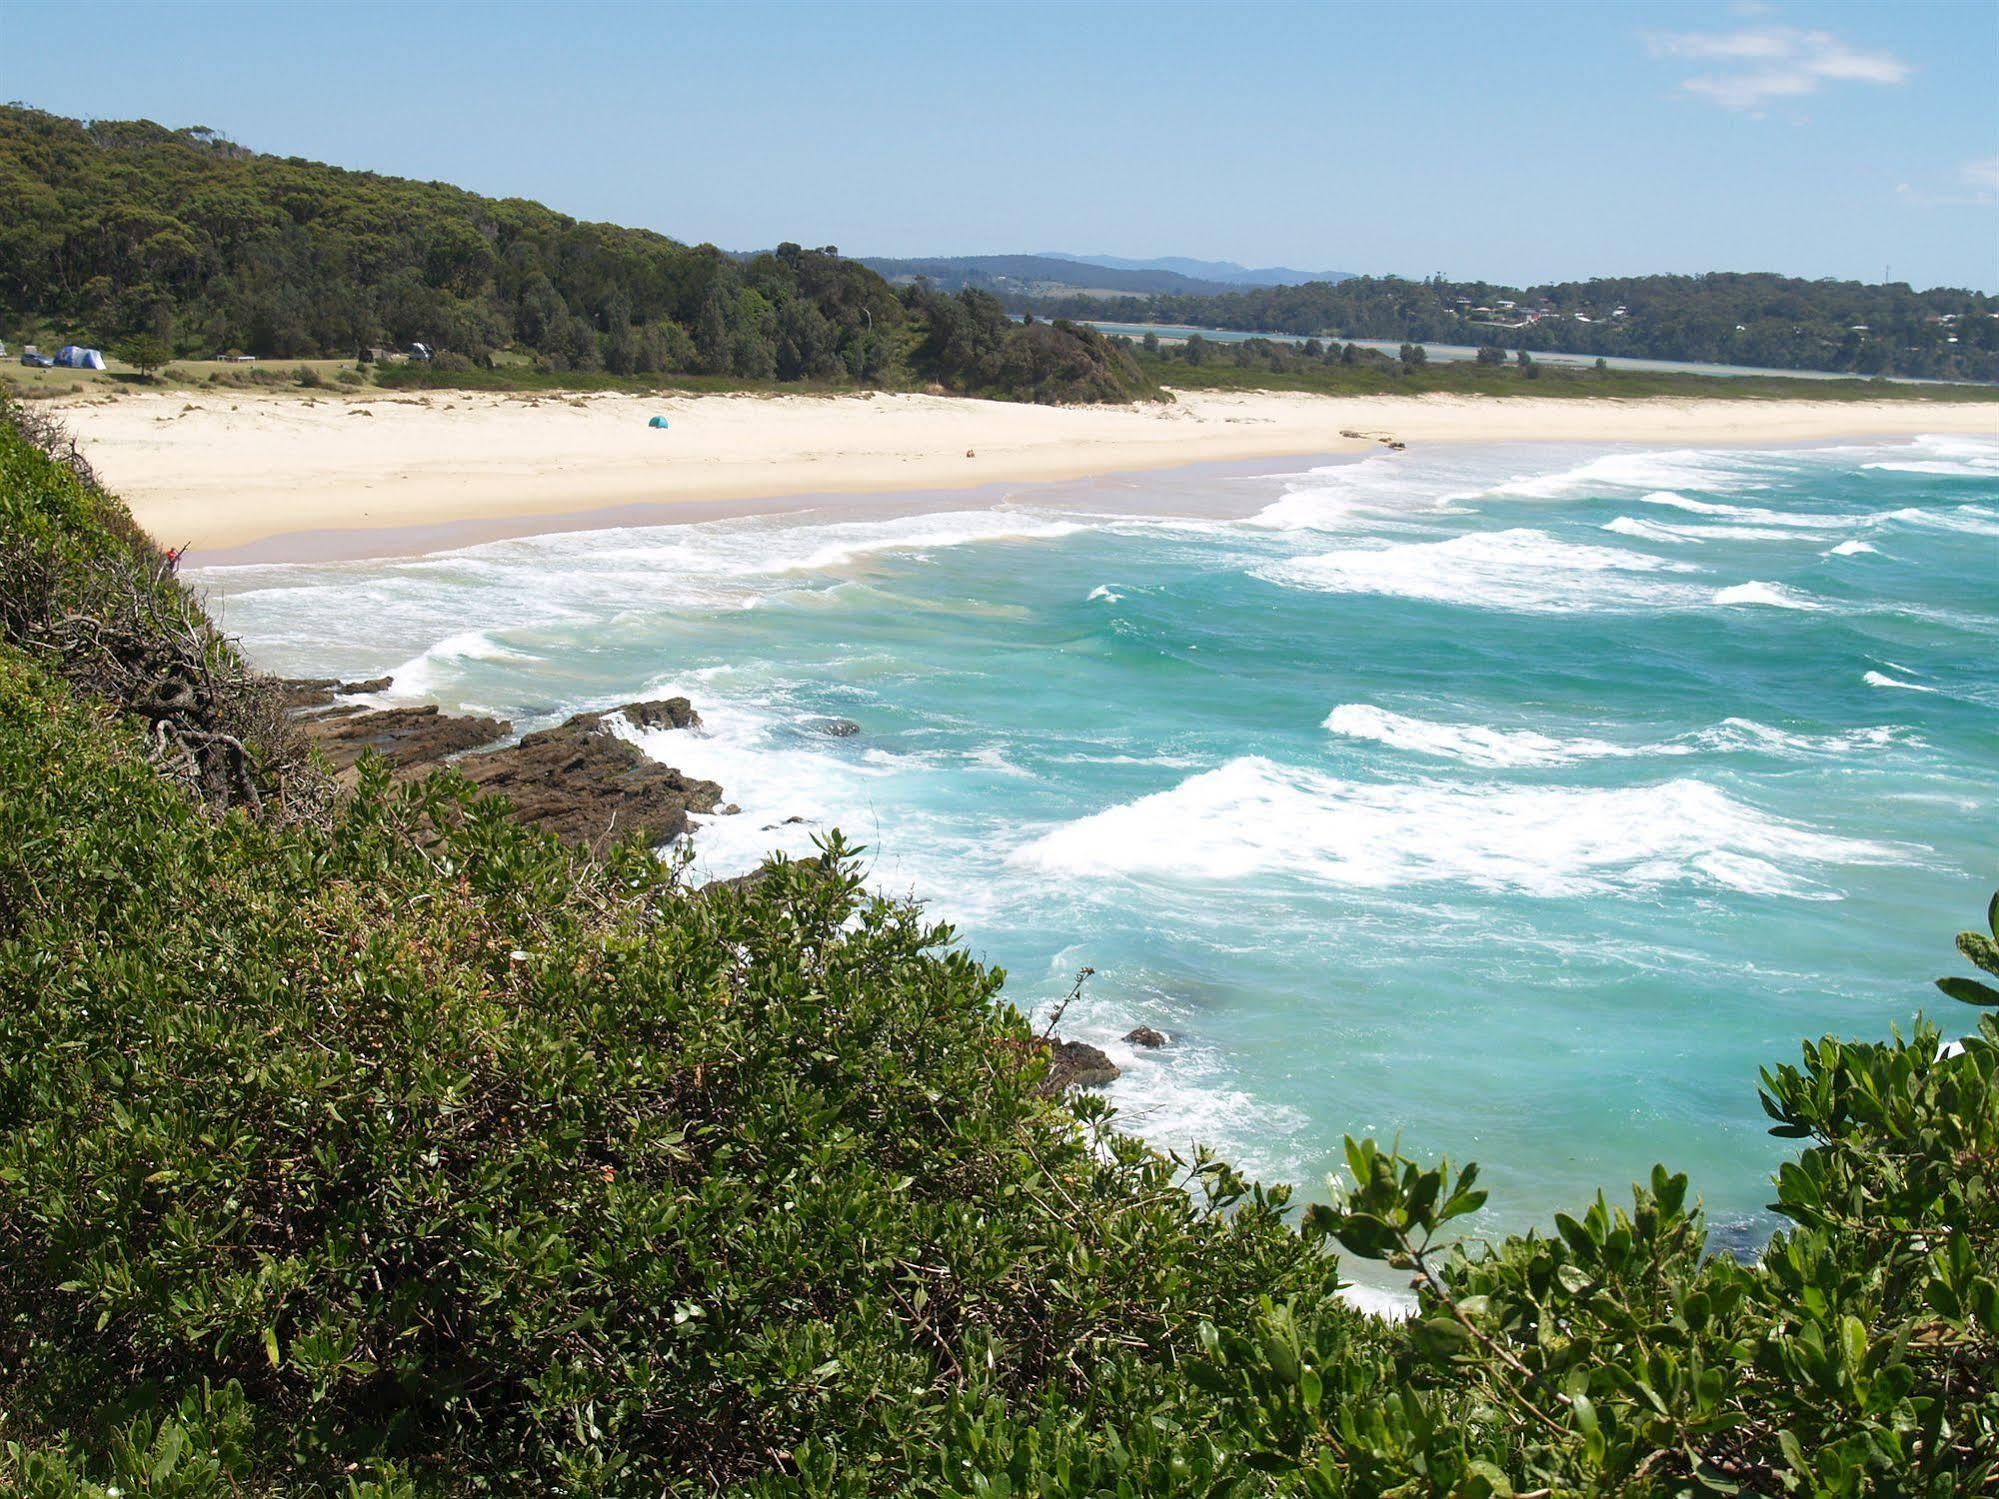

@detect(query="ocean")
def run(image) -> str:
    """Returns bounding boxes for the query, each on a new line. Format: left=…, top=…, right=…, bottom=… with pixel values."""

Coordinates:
left=196, top=432, right=1999, bottom=1278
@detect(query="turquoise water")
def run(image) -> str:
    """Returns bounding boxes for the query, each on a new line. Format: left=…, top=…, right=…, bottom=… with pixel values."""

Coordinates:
left=199, top=433, right=1999, bottom=1270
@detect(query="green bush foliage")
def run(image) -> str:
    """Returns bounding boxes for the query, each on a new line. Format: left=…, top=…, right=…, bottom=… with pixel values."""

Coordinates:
left=0, top=407, right=1991, bottom=1493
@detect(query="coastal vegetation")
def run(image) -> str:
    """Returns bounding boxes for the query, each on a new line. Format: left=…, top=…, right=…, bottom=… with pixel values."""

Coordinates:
left=1123, top=336, right=1999, bottom=403
left=0, top=107, right=1151, bottom=406
left=3, top=399, right=1996, bottom=1494
left=1017, top=274, right=1999, bottom=383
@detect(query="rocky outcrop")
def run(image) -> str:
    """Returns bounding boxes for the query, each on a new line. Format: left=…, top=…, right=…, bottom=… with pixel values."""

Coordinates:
left=1122, top=1026, right=1168, bottom=1049
left=1037, top=1038, right=1121, bottom=1093
left=818, top=718, right=861, bottom=738
left=456, top=721, right=721, bottom=850
left=307, top=704, right=511, bottom=770
left=555, top=697, right=701, bottom=736
left=294, top=690, right=716, bottom=852
left=278, top=673, right=396, bottom=713
left=277, top=676, right=342, bottom=711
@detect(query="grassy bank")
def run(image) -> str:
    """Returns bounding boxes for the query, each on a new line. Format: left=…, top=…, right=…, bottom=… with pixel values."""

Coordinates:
left=0, top=397, right=1994, bottom=1494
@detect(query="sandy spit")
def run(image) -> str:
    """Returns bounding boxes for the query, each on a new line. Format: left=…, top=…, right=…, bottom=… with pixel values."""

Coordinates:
left=50, top=386, right=1999, bottom=558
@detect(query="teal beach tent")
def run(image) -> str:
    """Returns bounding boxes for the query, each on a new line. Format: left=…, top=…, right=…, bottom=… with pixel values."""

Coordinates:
left=648, top=415, right=670, bottom=429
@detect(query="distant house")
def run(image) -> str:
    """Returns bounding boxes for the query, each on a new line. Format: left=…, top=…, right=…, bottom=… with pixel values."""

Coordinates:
left=409, top=342, right=434, bottom=361
left=1573, top=314, right=1594, bottom=324
left=54, top=345, right=107, bottom=370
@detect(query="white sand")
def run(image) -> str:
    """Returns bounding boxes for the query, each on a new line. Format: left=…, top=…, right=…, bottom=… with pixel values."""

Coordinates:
left=51, top=386, right=1999, bottom=556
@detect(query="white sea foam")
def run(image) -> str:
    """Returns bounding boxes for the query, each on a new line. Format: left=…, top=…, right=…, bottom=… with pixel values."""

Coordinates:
left=1875, top=504, right=1999, bottom=538
left=1008, top=757, right=1903, bottom=899
left=1259, top=528, right=1704, bottom=614
left=1636, top=491, right=1852, bottom=530
left=1247, top=450, right=1498, bottom=532
left=1603, top=515, right=1692, bottom=544
left=1714, top=581, right=1823, bottom=611
left=1325, top=704, right=1631, bottom=768
left=382, top=628, right=539, bottom=700
left=1488, top=451, right=1757, bottom=500
left=619, top=693, right=898, bottom=877
left=1087, top=584, right=1124, bottom=602
left=1605, top=515, right=1819, bottom=544
left=1827, top=539, right=1880, bottom=556
left=1326, top=705, right=1914, bottom=767
left=1861, top=434, right=1999, bottom=478
left=1864, top=670, right=1938, bottom=693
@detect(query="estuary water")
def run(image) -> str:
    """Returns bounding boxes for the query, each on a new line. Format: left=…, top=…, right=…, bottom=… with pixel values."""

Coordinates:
left=197, top=432, right=1999, bottom=1261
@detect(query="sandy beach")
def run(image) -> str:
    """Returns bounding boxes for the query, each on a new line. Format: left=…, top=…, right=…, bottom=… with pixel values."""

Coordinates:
left=51, top=386, right=1999, bottom=558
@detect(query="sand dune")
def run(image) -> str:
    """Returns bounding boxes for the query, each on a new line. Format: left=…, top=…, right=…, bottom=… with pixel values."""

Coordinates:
left=50, top=385, right=1998, bottom=558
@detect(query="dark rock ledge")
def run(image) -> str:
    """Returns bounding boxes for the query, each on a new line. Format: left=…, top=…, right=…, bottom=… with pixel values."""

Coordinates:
left=1036, top=1037, right=1121, bottom=1094
left=281, top=679, right=717, bottom=851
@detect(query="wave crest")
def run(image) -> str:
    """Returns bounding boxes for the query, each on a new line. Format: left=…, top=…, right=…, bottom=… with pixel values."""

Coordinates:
left=1007, top=757, right=1904, bottom=899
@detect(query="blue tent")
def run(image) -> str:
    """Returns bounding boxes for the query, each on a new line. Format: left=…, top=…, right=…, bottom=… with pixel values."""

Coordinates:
left=55, top=345, right=106, bottom=371
left=648, top=415, right=670, bottom=429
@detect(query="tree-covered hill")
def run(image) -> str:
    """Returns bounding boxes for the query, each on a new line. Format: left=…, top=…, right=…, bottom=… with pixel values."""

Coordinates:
left=0, top=107, right=1154, bottom=403
left=2, top=397, right=1995, bottom=1492
left=1019, top=272, right=1999, bottom=381
left=858, top=254, right=1245, bottom=297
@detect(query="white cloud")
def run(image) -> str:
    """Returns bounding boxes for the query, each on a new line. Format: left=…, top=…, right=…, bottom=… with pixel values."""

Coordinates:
left=1646, top=26, right=1912, bottom=111
left=1895, top=158, right=1999, bottom=209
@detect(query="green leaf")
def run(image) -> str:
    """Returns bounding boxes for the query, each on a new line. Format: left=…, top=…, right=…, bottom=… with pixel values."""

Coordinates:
left=1839, top=1314, right=1867, bottom=1371
left=1936, top=976, right=1999, bottom=1007
left=264, top=1327, right=282, bottom=1366
left=150, top=1422, right=186, bottom=1482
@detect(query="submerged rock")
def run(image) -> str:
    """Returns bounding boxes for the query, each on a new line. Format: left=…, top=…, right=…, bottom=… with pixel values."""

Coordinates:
left=1038, top=1037, right=1121, bottom=1094
left=566, top=697, right=701, bottom=735
left=307, top=704, right=510, bottom=770
left=1122, top=1026, right=1169, bottom=1049
left=819, top=718, right=861, bottom=738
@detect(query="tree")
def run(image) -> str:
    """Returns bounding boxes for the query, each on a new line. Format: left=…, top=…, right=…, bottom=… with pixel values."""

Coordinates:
left=114, top=333, right=173, bottom=378
left=1475, top=344, right=1506, bottom=366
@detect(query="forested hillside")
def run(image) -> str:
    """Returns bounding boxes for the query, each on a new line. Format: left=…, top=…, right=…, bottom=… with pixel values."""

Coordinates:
left=859, top=254, right=1244, bottom=296
left=2, top=396, right=1996, bottom=1492
left=0, top=107, right=1153, bottom=403
left=1022, top=273, right=1999, bottom=380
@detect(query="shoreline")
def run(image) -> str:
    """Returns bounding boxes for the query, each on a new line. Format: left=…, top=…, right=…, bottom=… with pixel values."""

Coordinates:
left=51, top=386, right=1998, bottom=562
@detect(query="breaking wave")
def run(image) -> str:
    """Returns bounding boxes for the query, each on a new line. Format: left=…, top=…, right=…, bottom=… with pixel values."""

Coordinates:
left=1325, top=704, right=1914, bottom=768
left=1007, top=757, right=1904, bottom=899
left=1258, top=528, right=1703, bottom=613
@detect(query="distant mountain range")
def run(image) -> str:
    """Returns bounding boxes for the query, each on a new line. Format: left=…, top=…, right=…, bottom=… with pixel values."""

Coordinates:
left=1039, top=253, right=1355, bottom=288
left=855, top=253, right=1354, bottom=300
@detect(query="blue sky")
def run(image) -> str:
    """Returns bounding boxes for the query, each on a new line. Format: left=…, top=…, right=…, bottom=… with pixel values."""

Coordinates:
left=4, top=0, right=1995, bottom=289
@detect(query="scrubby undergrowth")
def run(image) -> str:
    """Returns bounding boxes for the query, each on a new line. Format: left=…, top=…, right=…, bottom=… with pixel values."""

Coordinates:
left=0, top=404, right=1992, bottom=1494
